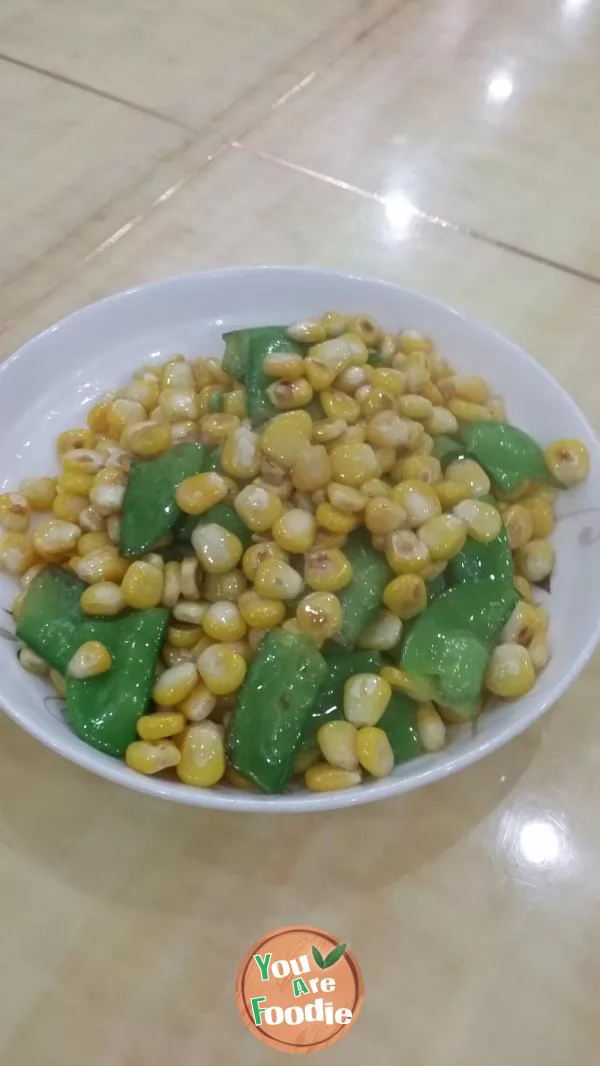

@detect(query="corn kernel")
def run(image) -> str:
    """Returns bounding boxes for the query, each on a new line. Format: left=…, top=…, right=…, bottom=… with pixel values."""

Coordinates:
left=157, top=388, right=198, bottom=423
left=503, top=504, right=534, bottom=550
left=203, top=569, right=246, bottom=603
left=242, top=541, right=288, bottom=581
left=363, top=497, right=405, bottom=536
left=304, top=548, right=352, bottom=592
left=220, top=425, right=261, bottom=479
left=174, top=472, right=226, bottom=517
left=416, top=702, right=446, bottom=752
left=167, top=623, right=204, bottom=649
left=52, top=493, right=88, bottom=523
left=544, top=438, right=589, bottom=486
left=78, top=506, right=105, bottom=533
left=424, top=406, right=459, bottom=436
left=357, top=609, right=403, bottom=650
left=320, top=389, right=360, bottom=423
left=197, top=645, right=246, bottom=695
left=326, top=483, right=366, bottom=513
left=335, top=364, right=370, bottom=394
left=254, top=558, right=304, bottom=600
left=529, top=631, right=551, bottom=672
left=291, top=445, right=332, bottom=493
left=383, top=574, right=427, bottom=619
left=121, top=561, right=164, bottom=609
left=445, top=458, right=491, bottom=498
left=87, top=400, right=112, bottom=435
left=499, top=601, right=543, bottom=645
left=67, top=640, right=112, bottom=679
left=523, top=495, right=555, bottom=538
left=57, top=468, right=95, bottom=495
left=17, top=646, right=48, bottom=675
left=176, top=722, right=226, bottom=787
left=355, top=726, right=394, bottom=777
left=453, top=499, right=502, bottom=543
left=329, top=442, right=379, bottom=487
left=296, top=591, right=342, bottom=643
left=77, top=531, right=110, bottom=556
left=267, top=379, right=314, bottom=410
left=385, top=529, right=430, bottom=574
left=178, top=681, right=217, bottom=722
left=433, top=480, right=470, bottom=508
left=232, top=484, right=281, bottom=533
left=314, top=502, right=357, bottom=535
left=0, top=492, right=30, bottom=534
left=272, top=508, right=317, bottom=552
left=161, top=560, right=181, bottom=607
left=305, top=356, right=336, bottom=392
left=418, top=514, right=467, bottom=561
left=390, top=480, right=441, bottom=528
left=192, top=523, right=243, bottom=573
left=127, top=420, right=172, bottom=457
left=49, top=668, right=66, bottom=696
left=343, top=673, right=391, bottom=727
left=396, top=394, right=433, bottom=421
left=153, top=662, right=198, bottom=705
left=398, top=455, right=442, bottom=485
left=305, top=763, right=362, bottom=791
left=311, top=418, right=347, bottom=445
left=137, top=710, right=186, bottom=741
left=238, top=590, right=286, bottom=629
left=73, top=548, right=128, bottom=585
left=20, top=476, right=57, bottom=511
left=162, top=358, right=195, bottom=390
left=202, top=601, right=247, bottom=641
left=126, top=739, right=181, bottom=774
left=20, top=563, right=44, bottom=590
left=438, top=375, right=490, bottom=405
left=485, top=643, right=536, bottom=698
left=89, top=481, right=125, bottom=517
left=317, top=720, right=359, bottom=771
left=223, top=389, right=246, bottom=418
left=32, top=519, right=80, bottom=559
left=56, top=428, right=96, bottom=455
left=514, top=539, right=555, bottom=583
left=80, top=581, right=125, bottom=616
left=122, top=376, right=160, bottom=409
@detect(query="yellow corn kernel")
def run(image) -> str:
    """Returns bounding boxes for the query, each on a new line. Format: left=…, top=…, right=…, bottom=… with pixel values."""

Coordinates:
left=20, top=476, right=57, bottom=511
left=326, top=483, right=366, bottom=514
left=176, top=722, right=225, bottom=787
left=162, top=643, right=195, bottom=667
left=291, top=445, right=332, bottom=493
left=48, top=667, right=66, bottom=696
left=529, top=631, right=551, bottom=672
left=178, top=681, right=217, bottom=722
left=514, top=539, right=555, bottom=583
left=126, top=739, right=181, bottom=775
left=202, top=601, right=247, bottom=641
left=314, top=502, right=356, bottom=535
left=56, top=428, right=96, bottom=455
left=317, top=720, right=359, bottom=772
left=172, top=601, right=208, bottom=626
left=88, top=480, right=125, bottom=517
left=335, top=364, right=370, bottom=394
left=395, top=394, right=433, bottom=421
left=127, top=420, right=172, bottom=457
left=523, top=495, right=555, bottom=538
left=121, top=561, right=164, bottom=608
left=162, top=560, right=181, bottom=608
left=416, top=702, right=446, bottom=752
left=174, top=472, right=227, bottom=516
left=20, top=563, right=44, bottom=590
left=52, top=493, right=89, bottom=523
left=179, top=556, right=201, bottom=600
left=355, top=726, right=394, bottom=778
left=272, top=508, right=317, bottom=552
left=18, top=646, right=49, bottom=676
left=385, top=529, right=430, bottom=574
left=343, top=673, right=391, bottom=727
left=33, top=519, right=80, bottom=559
left=418, top=514, right=467, bottom=561
left=238, top=590, right=286, bottom=629
left=80, top=581, right=125, bottom=617
left=305, top=763, right=362, bottom=791
left=343, top=314, right=380, bottom=348
left=359, top=479, right=388, bottom=500
left=197, top=644, right=246, bottom=695
left=87, top=399, right=112, bottom=435
left=433, top=480, right=470, bottom=508
left=242, top=542, right=288, bottom=582
left=423, top=406, right=458, bottom=436
left=285, top=317, right=330, bottom=344
left=390, top=480, right=441, bottom=529
left=267, top=379, right=314, bottom=410
left=203, top=569, right=246, bottom=603
left=263, top=351, right=306, bottom=380
left=167, top=623, right=204, bottom=649
left=77, top=531, right=111, bottom=556
left=304, top=548, right=352, bottom=592
left=296, top=591, right=342, bottom=643
left=122, top=376, right=160, bottom=409
left=320, top=389, right=360, bottom=423
left=254, top=557, right=304, bottom=600
left=358, top=386, right=395, bottom=420
left=438, top=375, right=491, bottom=405
left=11, top=591, right=25, bottom=619
left=356, top=609, right=403, bottom=651
left=544, top=438, right=589, bottom=486
left=311, top=418, right=347, bottom=445
left=57, top=467, right=95, bottom=495
left=363, top=497, right=405, bottom=536
left=223, top=388, right=246, bottom=419
left=161, top=358, right=195, bottom=390
left=137, top=710, right=186, bottom=741
left=513, top=575, right=533, bottom=602
left=67, top=640, right=112, bottom=679
left=445, top=458, right=491, bottom=498
left=304, top=356, right=336, bottom=392
left=94, top=464, right=127, bottom=485
left=261, top=412, right=313, bottom=470
left=453, top=499, right=502, bottom=543
left=198, top=413, right=239, bottom=448
left=220, top=425, right=261, bottom=479
left=499, top=601, right=543, bottom=645
left=484, top=643, right=536, bottom=698
left=74, top=548, right=128, bottom=585
left=153, top=662, right=198, bottom=706
left=504, top=504, right=534, bottom=549
left=420, top=381, right=444, bottom=406
left=79, top=506, right=106, bottom=533
left=329, top=442, right=379, bottom=487
left=191, top=523, right=243, bottom=573
left=398, top=455, right=442, bottom=485
left=383, top=574, right=427, bottom=619
left=397, top=329, right=431, bottom=355
left=447, top=398, right=492, bottom=423
left=369, top=367, right=405, bottom=397
left=232, top=484, right=282, bottom=533
left=157, top=388, right=198, bottom=424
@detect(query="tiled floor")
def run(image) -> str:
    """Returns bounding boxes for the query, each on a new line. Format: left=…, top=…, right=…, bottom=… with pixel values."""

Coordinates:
left=1, top=2, right=599, bottom=1064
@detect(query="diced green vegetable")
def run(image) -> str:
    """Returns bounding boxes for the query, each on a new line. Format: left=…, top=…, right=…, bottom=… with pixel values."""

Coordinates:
left=334, top=532, right=393, bottom=649
left=222, top=330, right=251, bottom=381
left=432, top=435, right=464, bottom=466
left=227, top=630, right=328, bottom=793
left=459, top=421, right=557, bottom=493
left=447, top=525, right=513, bottom=586
left=16, top=566, right=85, bottom=673
left=378, top=693, right=421, bottom=763
left=208, top=389, right=224, bottom=413
left=65, top=608, right=169, bottom=756
left=426, top=571, right=448, bottom=601
left=120, top=442, right=206, bottom=557
left=224, top=327, right=304, bottom=424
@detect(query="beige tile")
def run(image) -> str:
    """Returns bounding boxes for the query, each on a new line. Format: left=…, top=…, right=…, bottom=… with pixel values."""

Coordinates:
left=0, top=0, right=395, bottom=132
left=243, top=0, right=600, bottom=275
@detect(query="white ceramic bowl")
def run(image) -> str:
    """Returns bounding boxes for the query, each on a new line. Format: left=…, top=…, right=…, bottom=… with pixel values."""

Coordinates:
left=1, top=267, right=599, bottom=812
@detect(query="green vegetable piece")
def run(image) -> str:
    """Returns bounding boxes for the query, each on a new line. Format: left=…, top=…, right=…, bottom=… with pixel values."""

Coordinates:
left=208, top=389, right=224, bottom=413
left=334, top=532, right=393, bottom=648
left=175, top=502, right=253, bottom=548
left=227, top=630, right=328, bottom=793
left=304, top=650, right=382, bottom=740
left=447, top=524, right=513, bottom=586
left=120, top=442, right=206, bottom=557
left=426, top=571, right=447, bottom=601
left=65, top=608, right=169, bottom=756
left=378, top=692, right=421, bottom=763
left=222, top=330, right=251, bottom=381
left=205, top=447, right=221, bottom=473
left=224, top=327, right=303, bottom=424
left=459, top=421, right=556, bottom=493
left=367, top=347, right=384, bottom=367
left=16, top=566, right=86, bottom=673
left=432, top=435, right=464, bottom=466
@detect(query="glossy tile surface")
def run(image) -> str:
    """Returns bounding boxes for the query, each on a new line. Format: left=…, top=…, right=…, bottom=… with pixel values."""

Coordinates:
left=1, top=1, right=600, bottom=1063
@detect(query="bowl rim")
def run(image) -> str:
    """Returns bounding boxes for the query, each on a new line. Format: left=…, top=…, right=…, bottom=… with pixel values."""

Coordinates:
left=2, top=264, right=600, bottom=813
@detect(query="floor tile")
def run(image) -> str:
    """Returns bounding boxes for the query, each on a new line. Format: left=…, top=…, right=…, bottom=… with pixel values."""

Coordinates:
left=243, top=0, right=600, bottom=275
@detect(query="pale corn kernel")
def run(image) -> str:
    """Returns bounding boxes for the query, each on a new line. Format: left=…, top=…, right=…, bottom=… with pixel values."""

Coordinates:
left=398, top=329, right=431, bottom=355
left=329, top=442, right=379, bottom=487
left=238, top=590, right=286, bottom=629
left=305, top=356, right=336, bottom=392
left=198, top=413, right=240, bottom=447
left=320, top=311, right=347, bottom=338
left=203, top=569, right=246, bottom=603
left=305, top=764, right=362, bottom=791
left=529, top=631, right=551, bottom=672
left=197, top=644, right=246, bottom=695
left=12, top=592, right=25, bottom=619
left=418, top=514, right=467, bottom=561
left=383, top=574, right=427, bottom=619
left=445, top=458, right=490, bottom=498
left=122, top=376, right=160, bottom=409
left=385, top=529, right=431, bottom=574
left=358, top=386, right=394, bottom=420
left=127, top=420, right=171, bottom=457
left=137, top=711, right=185, bottom=741
left=434, top=480, right=471, bottom=508
left=106, top=515, right=121, bottom=544
left=80, top=581, right=125, bottom=616
left=316, top=502, right=358, bottom=535
left=370, top=367, right=405, bottom=397
left=453, top=499, right=502, bottom=543
left=162, top=358, right=195, bottom=390
left=356, top=726, right=394, bottom=778
left=161, top=560, right=181, bottom=608
left=297, top=591, right=342, bottom=643
left=78, top=506, right=106, bottom=533
left=438, top=375, right=490, bottom=405
left=74, top=548, right=128, bottom=586
left=424, top=406, right=459, bottom=436
left=396, top=394, right=433, bottom=421
left=20, top=476, right=57, bottom=511
left=447, top=398, right=493, bottom=422
left=311, top=419, right=348, bottom=446
left=268, top=379, right=313, bottom=410
left=317, top=720, right=359, bottom=772
left=52, top=494, right=88, bottom=523
left=178, top=681, right=217, bottom=722
left=304, top=548, right=352, bottom=592
left=504, top=504, right=534, bottom=549
left=254, top=558, right=304, bottom=600
left=286, top=318, right=327, bottom=344
left=513, top=575, right=533, bottom=602
left=153, top=662, right=198, bottom=706
left=223, top=389, right=246, bottom=418
left=335, top=364, right=370, bottom=393
left=390, top=480, right=442, bottom=528
left=263, top=352, right=306, bottom=379
left=421, top=381, right=444, bottom=406
left=0, top=492, right=30, bottom=533
left=177, top=722, right=226, bottom=787
left=500, top=601, right=543, bottom=645
left=378, top=333, right=398, bottom=365
left=403, top=361, right=430, bottom=393
left=327, top=483, right=366, bottom=513
left=233, top=484, right=282, bottom=533
left=167, top=623, right=204, bottom=649
left=49, top=668, right=66, bottom=696
left=272, top=508, right=317, bottom=552
left=398, top=455, right=442, bottom=484
left=544, top=438, right=589, bottom=486
left=33, top=519, right=80, bottom=559
left=320, top=389, right=361, bottom=423
left=20, top=563, right=44, bottom=590
left=67, top=640, right=112, bottom=679
left=89, top=482, right=125, bottom=517
left=94, top=464, right=127, bottom=485
left=192, top=523, right=243, bottom=573
left=339, top=422, right=368, bottom=446
left=158, top=388, right=198, bottom=423
left=523, top=495, right=555, bottom=538
left=220, top=425, right=260, bottom=479
left=173, top=600, right=209, bottom=625
left=170, top=419, right=201, bottom=444
left=309, top=332, right=368, bottom=374
left=515, top=539, right=555, bottom=583
left=485, top=643, right=536, bottom=698
left=162, top=644, right=195, bottom=667
left=242, top=542, right=288, bottom=582
left=107, top=398, right=147, bottom=439
left=121, top=561, right=163, bottom=608
left=343, top=673, right=391, bottom=727
left=126, top=739, right=181, bottom=775
left=290, top=445, right=332, bottom=493
left=345, top=314, right=381, bottom=347
left=18, top=646, right=49, bottom=676
left=252, top=476, right=292, bottom=501
left=62, top=448, right=105, bottom=475
left=364, top=410, right=408, bottom=449
left=361, top=477, right=391, bottom=498
left=364, top=497, right=406, bottom=536
left=178, top=557, right=200, bottom=600
left=357, top=609, right=403, bottom=651
left=202, top=601, right=247, bottom=642
left=56, top=428, right=96, bottom=454
left=416, top=703, right=446, bottom=752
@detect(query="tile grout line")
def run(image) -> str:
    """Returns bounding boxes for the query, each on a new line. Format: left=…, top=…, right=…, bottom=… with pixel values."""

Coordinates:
left=233, top=144, right=600, bottom=289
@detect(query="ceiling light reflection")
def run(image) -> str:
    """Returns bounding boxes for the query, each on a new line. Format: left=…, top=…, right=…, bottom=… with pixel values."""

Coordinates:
left=518, top=819, right=562, bottom=866
left=563, top=0, right=589, bottom=14
left=487, top=72, right=514, bottom=103
left=384, top=191, right=419, bottom=239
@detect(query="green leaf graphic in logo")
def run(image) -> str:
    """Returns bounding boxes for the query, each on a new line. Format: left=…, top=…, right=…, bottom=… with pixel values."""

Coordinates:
left=311, top=945, right=326, bottom=969
left=323, top=943, right=347, bottom=968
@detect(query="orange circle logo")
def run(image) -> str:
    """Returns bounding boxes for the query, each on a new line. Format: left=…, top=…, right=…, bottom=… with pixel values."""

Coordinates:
left=236, top=926, right=364, bottom=1054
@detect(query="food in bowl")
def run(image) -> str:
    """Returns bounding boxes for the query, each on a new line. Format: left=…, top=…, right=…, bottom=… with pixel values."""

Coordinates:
left=0, top=312, right=590, bottom=795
